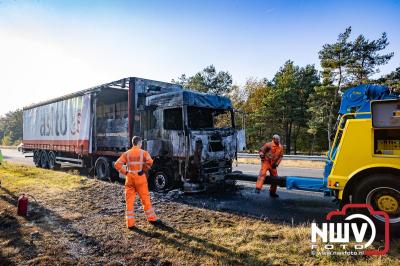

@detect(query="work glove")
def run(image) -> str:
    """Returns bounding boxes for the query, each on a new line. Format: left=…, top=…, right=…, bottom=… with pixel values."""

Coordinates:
left=259, top=153, right=265, bottom=160
left=138, top=170, right=144, bottom=176
left=272, top=163, right=278, bottom=169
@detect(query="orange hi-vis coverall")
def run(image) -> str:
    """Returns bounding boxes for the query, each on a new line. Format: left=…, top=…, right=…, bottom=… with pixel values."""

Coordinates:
left=114, top=146, right=158, bottom=228
left=256, top=141, right=284, bottom=193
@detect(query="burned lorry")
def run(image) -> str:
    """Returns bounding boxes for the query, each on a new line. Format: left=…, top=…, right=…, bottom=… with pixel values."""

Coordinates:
left=23, top=77, right=245, bottom=192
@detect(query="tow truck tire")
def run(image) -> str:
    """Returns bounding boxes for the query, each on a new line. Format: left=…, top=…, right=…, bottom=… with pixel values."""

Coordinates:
left=40, top=150, right=49, bottom=169
left=33, top=150, right=41, bottom=167
left=151, top=171, right=172, bottom=192
left=95, top=157, right=110, bottom=181
left=352, top=173, right=400, bottom=235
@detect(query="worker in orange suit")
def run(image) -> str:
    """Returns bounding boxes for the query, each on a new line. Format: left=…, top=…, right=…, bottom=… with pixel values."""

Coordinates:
left=255, top=134, right=284, bottom=198
left=114, top=136, right=161, bottom=229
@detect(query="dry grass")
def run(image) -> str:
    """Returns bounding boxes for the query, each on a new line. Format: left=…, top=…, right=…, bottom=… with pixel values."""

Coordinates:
left=0, top=161, right=92, bottom=193
left=0, top=161, right=399, bottom=265
left=149, top=212, right=400, bottom=265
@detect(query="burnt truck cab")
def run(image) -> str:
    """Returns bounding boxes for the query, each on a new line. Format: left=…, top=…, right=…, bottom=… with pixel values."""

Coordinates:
left=144, top=90, right=242, bottom=192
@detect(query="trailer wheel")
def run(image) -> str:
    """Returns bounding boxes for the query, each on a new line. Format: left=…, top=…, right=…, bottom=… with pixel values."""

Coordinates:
left=33, top=150, right=41, bottom=167
left=352, top=173, right=400, bottom=234
left=48, top=151, right=58, bottom=170
left=95, top=157, right=110, bottom=181
left=40, top=150, right=49, bottom=168
left=151, top=171, right=172, bottom=192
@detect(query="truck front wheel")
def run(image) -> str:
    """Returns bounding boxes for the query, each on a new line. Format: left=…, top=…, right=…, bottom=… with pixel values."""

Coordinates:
left=95, top=157, right=110, bottom=181
left=352, top=173, right=400, bottom=234
left=151, top=171, right=172, bottom=192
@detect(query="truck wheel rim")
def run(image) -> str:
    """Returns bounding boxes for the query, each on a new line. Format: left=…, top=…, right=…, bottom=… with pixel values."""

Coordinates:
left=366, top=187, right=400, bottom=223
left=155, top=174, right=166, bottom=190
left=377, top=195, right=398, bottom=214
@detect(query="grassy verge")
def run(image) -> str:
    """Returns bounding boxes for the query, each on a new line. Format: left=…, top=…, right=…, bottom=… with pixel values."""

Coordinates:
left=0, top=161, right=91, bottom=193
left=0, top=161, right=399, bottom=265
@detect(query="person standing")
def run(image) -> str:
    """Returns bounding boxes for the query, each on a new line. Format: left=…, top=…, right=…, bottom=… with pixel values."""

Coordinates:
left=114, top=136, right=160, bottom=229
left=255, top=134, right=284, bottom=198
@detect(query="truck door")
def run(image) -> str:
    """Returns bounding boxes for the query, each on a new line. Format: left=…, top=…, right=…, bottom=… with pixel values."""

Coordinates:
left=234, top=110, right=246, bottom=151
left=163, top=107, right=186, bottom=157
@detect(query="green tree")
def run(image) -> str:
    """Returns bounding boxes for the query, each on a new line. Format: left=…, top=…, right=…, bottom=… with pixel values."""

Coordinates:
left=311, top=27, right=352, bottom=148
left=376, top=66, right=400, bottom=93
left=319, top=27, right=352, bottom=93
left=268, top=61, right=299, bottom=154
left=311, top=28, right=394, bottom=149
left=173, top=65, right=233, bottom=95
left=292, top=65, right=320, bottom=154
left=308, top=77, right=339, bottom=151
left=348, top=32, right=394, bottom=84
left=240, top=78, right=274, bottom=150
left=228, top=84, right=247, bottom=109
left=267, top=61, right=319, bottom=154
left=0, top=109, right=23, bottom=145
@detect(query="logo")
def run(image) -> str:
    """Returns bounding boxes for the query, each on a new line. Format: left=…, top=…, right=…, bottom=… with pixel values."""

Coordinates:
left=311, top=204, right=390, bottom=256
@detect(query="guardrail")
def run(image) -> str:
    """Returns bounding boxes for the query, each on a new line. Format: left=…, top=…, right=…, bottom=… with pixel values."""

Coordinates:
left=237, top=153, right=326, bottom=161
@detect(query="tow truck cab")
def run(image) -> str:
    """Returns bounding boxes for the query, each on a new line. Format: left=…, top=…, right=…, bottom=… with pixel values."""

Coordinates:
left=326, top=85, right=400, bottom=231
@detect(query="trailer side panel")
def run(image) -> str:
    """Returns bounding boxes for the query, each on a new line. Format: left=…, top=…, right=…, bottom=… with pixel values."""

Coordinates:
left=23, top=94, right=92, bottom=155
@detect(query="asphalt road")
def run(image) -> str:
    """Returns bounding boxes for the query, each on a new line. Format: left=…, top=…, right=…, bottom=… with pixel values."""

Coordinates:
left=2, top=148, right=323, bottom=177
left=1, top=148, right=336, bottom=224
left=1, top=148, right=34, bottom=165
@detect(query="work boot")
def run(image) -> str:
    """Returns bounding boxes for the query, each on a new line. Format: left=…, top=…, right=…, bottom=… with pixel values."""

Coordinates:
left=149, top=219, right=163, bottom=227
left=269, top=192, right=279, bottom=198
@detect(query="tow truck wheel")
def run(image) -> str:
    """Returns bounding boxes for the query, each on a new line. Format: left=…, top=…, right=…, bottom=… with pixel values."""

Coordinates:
left=95, top=157, right=110, bottom=181
left=151, top=171, right=171, bottom=192
left=40, top=150, right=49, bottom=168
left=352, top=173, right=400, bottom=234
left=33, top=150, right=41, bottom=167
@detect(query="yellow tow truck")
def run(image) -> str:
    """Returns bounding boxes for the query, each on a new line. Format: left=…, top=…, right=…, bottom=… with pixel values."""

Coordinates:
left=229, top=84, right=400, bottom=232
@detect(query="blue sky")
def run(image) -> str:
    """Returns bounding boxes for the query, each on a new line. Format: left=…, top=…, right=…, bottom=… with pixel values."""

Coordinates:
left=0, top=0, right=399, bottom=114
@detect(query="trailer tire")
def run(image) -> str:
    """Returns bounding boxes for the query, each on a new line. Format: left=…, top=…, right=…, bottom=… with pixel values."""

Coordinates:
left=352, top=173, right=400, bottom=235
left=40, top=150, right=49, bottom=168
left=33, top=150, right=41, bottom=167
left=151, top=171, right=172, bottom=192
left=95, top=157, right=110, bottom=181
left=48, top=151, right=59, bottom=170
